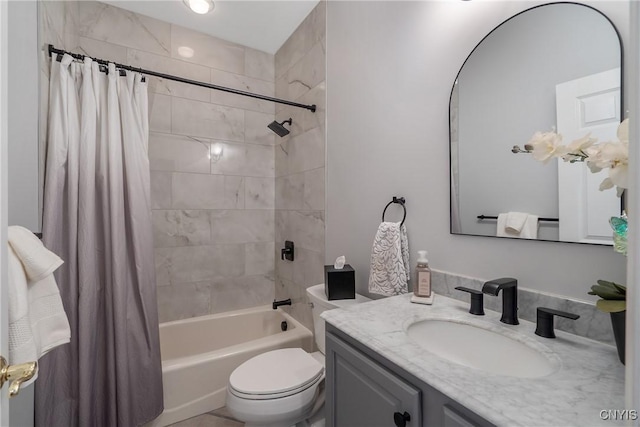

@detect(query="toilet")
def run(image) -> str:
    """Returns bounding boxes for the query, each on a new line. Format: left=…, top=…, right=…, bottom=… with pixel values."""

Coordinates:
left=226, top=283, right=371, bottom=427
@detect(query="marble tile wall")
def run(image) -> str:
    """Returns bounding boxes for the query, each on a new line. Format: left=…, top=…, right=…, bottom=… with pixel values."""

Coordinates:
left=39, top=1, right=277, bottom=322
left=431, top=269, right=616, bottom=345
left=274, top=1, right=327, bottom=332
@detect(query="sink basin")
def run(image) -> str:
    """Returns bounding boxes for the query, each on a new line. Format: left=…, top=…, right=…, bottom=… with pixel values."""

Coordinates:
left=405, top=320, right=557, bottom=378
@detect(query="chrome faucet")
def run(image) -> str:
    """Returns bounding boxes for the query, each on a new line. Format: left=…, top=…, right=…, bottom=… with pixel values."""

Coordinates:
left=482, top=278, right=519, bottom=325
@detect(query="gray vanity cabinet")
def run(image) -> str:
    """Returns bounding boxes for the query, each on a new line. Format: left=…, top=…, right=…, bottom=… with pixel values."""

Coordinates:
left=325, top=330, right=421, bottom=427
left=326, top=325, right=495, bottom=427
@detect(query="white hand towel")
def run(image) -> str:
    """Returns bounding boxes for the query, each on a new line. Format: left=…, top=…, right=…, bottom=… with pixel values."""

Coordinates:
left=496, top=214, right=510, bottom=237
left=497, top=213, right=539, bottom=239
left=519, top=215, right=539, bottom=239
left=368, top=222, right=410, bottom=296
left=505, top=212, right=528, bottom=233
left=7, top=226, right=70, bottom=371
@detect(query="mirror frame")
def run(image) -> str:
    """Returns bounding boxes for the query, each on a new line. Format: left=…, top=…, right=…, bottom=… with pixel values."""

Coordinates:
left=448, top=1, right=624, bottom=245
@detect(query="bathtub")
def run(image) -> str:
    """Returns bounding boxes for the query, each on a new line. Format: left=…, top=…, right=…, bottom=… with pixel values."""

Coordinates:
left=150, top=305, right=314, bottom=426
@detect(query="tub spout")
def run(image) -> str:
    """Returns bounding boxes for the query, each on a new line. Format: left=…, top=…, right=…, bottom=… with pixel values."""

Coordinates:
left=272, top=298, right=292, bottom=310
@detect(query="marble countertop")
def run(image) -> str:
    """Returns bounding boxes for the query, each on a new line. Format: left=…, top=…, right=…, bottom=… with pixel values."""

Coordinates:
left=321, top=293, right=626, bottom=427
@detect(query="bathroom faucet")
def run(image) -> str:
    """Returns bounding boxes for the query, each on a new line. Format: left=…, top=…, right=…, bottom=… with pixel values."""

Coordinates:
left=272, top=298, right=292, bottom=310
left=482, top=278, right=519, bottom=325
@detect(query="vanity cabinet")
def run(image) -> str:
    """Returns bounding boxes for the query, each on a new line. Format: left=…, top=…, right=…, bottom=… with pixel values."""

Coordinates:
left=325, top=325, right=494, bottom=427
left=325, top=330, right=421, bottom=427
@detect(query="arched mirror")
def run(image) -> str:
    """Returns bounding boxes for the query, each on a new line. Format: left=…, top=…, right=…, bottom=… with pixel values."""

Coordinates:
left=449, top=2, right=622, bottom=244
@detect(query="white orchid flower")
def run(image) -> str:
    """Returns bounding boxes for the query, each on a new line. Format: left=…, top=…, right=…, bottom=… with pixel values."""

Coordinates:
left=589, top=140, right=628, bottom=191
left=599, top=177, right=614, bottom=191
left=618, top=118, right=629, bottom=143
left=604, top=141, right=628, bottom=190
left=527, top=131, right=566, bottom=163
left=561, top=133, right=596, bottom=162
left=585, top=144, right=607, bottom=171
left=585, top=121, right=629, bottom=191
left=527, top=119, right=629, bottom=194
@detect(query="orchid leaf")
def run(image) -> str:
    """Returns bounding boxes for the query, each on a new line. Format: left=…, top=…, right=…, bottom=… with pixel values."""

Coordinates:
left=596, top=280, right=627, bottom=295
left=596, top=280, right=618, bottom=289
left=589, top=285, right=625, bottom=300
left=596, top=299, right=626, bottom=313
left=611, top=283, right=627, bottom=294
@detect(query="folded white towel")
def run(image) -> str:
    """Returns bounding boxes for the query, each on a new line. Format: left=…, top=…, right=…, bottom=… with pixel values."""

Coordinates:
left=7, top=226, right=70, bottom=372
left=497, top=213, right=539, bottom=239
left=505, top=212, right=528, bottom=233
left=368, top=222, right=410, bottom=296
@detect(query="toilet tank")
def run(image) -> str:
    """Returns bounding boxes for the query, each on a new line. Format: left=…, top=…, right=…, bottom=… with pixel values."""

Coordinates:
left=306, top=284, right=371, bottom=354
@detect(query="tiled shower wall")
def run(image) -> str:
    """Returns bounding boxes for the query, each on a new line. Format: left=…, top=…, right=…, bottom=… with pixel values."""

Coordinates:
left=39, top=1, right=277, bottom=322
left=274, top=2, right=327, bottom=331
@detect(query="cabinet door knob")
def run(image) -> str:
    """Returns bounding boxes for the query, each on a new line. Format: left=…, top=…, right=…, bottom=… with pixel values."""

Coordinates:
left=393, top=411, right=411, bottom=427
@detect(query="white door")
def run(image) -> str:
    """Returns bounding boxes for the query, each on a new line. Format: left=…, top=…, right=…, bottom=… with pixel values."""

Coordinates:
left=0, top=0, right=10, bottom=423
left=556, top=68, right=622, bottom=244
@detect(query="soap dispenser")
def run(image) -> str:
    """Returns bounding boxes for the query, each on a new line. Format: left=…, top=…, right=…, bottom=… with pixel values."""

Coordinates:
left=414, top=250, right=431, bottom=298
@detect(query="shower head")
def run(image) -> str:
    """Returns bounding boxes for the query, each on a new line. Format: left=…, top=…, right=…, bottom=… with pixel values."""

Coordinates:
left=268, top=118, right=293, bottom=137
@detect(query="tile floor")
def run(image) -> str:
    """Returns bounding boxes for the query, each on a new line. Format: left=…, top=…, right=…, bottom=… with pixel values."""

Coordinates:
left=168, top=407, right=244, bottom=427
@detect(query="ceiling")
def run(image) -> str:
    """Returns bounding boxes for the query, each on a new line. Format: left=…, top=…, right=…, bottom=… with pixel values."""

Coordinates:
left=102, top=0, right=320, bottom=54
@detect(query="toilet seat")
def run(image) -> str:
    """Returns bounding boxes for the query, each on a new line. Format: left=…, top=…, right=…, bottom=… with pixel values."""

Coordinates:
left=229, top=348, right=324, bottom=400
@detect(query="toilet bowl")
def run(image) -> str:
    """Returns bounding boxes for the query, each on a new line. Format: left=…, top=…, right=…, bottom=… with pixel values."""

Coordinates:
left=226, top=284, right=370, bottom=427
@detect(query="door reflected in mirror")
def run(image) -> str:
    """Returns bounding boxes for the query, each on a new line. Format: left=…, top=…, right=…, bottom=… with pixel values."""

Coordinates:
left=450, top=3, right=622, bottom=244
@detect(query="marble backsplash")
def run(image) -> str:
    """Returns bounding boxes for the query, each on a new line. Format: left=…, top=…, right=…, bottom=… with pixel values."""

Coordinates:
left=432, top=269, right=616, bottom=345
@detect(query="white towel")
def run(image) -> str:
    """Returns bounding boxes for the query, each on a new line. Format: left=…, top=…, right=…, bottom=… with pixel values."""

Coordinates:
left=505, top=212, right=528, bottom=233
left=368, top=222, right=410, bottom=296
left=497, top=213, right=539, bottom=239
left=7, top=226, right=70, bottom=371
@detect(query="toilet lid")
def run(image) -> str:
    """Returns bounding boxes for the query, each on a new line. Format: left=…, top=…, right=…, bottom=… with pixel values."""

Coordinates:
left=229, top=348, right=324, bottom=396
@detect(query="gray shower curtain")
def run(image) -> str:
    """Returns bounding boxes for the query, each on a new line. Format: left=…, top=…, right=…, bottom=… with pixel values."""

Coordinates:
left=35, top=55, right=163, bottom=426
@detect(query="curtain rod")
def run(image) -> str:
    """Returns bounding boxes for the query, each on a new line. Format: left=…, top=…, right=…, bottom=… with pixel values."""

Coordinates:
left=47, top=44, right=317, bottom=113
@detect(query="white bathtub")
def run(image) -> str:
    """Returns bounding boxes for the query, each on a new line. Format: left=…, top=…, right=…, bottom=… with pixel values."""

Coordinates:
left=150, top=306, right=314, bottom=426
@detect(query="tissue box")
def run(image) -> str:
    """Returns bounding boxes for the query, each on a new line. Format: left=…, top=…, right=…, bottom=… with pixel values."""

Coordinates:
left=324, top=264, right=355, bottom=300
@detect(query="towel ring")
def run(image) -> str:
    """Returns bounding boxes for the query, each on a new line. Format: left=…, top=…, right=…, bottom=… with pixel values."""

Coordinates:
left=382, top=196, right=406, bottom=227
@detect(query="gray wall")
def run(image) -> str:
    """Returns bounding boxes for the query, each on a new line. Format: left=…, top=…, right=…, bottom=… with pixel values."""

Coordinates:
left=457, top=3, right=619, bottom=239
left=326, top=0, right=628, bottom=302
left=8, top=0, right=39, bottom=232
left=7, top=2, right=38, bottom=426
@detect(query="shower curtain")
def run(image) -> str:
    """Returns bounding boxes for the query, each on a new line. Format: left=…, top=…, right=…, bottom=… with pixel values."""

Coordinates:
left=35, top=54, right=163, bottom=426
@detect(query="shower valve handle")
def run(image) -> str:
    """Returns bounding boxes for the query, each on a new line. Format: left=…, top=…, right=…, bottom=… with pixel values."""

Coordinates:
left=281, top=241, right=294, bottom=261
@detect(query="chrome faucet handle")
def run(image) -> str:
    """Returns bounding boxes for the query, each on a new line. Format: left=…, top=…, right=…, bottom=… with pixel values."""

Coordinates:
left=535, top=307, right=579, bottom=339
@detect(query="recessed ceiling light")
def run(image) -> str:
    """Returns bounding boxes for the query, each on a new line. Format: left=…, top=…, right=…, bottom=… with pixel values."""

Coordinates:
left=177, top=46, right=195, bottom=58
left=183, top=0, right=214, bottom=15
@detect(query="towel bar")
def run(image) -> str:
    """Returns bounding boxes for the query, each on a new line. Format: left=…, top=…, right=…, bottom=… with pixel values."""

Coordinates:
left=477, top=215, right=559, bottom=222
